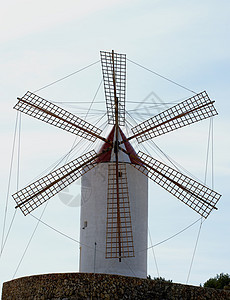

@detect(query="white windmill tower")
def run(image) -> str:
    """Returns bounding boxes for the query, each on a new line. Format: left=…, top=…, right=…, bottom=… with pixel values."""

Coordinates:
left=12, top=50, right=221, bottom=279
left=79, top=125, right=148, bottom=278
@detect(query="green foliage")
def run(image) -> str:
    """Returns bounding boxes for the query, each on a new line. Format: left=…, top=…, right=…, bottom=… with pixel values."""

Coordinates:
left=147, top=275, right=172, bottom=283
left=153, top=276, right=173, bottom=283
left=203, top=273, right=230, bottom=290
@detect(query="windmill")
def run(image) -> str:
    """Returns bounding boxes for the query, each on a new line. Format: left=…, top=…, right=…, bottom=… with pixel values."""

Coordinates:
left=12, top=50, right=221, bottom=278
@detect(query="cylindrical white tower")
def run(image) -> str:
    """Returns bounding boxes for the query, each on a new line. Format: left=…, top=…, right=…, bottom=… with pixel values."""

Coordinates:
left=79, top=127, right=148, bottom=278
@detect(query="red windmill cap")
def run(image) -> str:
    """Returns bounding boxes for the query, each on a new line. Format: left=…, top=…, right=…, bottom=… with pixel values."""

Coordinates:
left=95, top=125, right=140, bottom=164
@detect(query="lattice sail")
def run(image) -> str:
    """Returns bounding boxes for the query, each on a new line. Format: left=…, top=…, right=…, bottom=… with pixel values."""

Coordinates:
left=100, top=51, right=126, bottom=126
left=13, top=150, right=97, bottom=216
left=131, top=91, right=218, bottom=143
left=132, top=151, right=221, bottom=219
left=106, top=163, right=134, bottom=258
left=14, top=91, right=102, bottom=142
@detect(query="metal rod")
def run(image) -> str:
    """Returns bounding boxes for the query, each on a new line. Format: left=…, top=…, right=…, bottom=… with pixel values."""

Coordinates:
left=118, top=146, right=218, bottom=211
left=93, top=242, right=97, bottom=273
left=122, top=100, right=216, bottom=143
left=112, top=50, right=122, bottom=262
left=17, top=98, right=111, bottom=145
left=15, top=147, right=112, bottom=209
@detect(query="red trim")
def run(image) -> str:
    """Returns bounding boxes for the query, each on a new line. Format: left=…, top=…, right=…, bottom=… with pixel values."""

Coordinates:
left=95, top=126, right=141, bottom=165
left=95, top=126, right=115, bottom=163
left=119, top=128, right=140, bottom=165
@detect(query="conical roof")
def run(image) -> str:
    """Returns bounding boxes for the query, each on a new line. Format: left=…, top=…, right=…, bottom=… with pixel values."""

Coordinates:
left=95, top=125, right=139, bottom=164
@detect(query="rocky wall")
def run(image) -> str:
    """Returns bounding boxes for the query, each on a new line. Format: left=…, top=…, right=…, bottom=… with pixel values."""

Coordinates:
left=2, top=273, right=230, bottom=300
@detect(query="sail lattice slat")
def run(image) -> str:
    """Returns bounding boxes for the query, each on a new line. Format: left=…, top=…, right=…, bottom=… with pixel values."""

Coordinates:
left=133, top=151, right=221, bottom=218
left=106, top=163, right=134, bottom=258
left=100, top=51, right=126, bottom=126
left=14, top=91, right=102, bottom=142
left=13, top=150, right=97, bottom=215
left=131, top=91, right=218, bottom=143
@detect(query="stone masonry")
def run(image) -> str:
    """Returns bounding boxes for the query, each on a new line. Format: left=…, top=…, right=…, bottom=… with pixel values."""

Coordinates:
left=2, top=273, right=230, bottom=300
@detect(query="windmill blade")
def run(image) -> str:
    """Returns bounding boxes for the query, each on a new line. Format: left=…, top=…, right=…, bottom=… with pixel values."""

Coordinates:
left=100, top=50, right=126, bottom=126
left=13, top=150, right=100, bottom=216
left=106, top=163, right=134, bottom=259
left=128, top=91, right=218, bottom=143
left=14, top=91, right=104, bottom=142
left=131, top=151, right=221, bottom=219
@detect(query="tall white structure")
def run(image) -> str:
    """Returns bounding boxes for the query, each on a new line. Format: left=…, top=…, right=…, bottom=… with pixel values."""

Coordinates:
left=79, top=127, right=148, bottom=278
left=12, top=50, right=221, bottom=283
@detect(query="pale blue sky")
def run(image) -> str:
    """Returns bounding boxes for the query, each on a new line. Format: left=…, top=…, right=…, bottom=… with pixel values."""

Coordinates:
left=0, top=0, right=230, bottom=293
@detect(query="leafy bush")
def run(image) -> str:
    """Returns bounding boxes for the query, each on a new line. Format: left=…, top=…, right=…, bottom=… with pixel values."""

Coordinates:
left=203, top=273, right=230, bottom=290
left=147, top=275, right=172, bottom=282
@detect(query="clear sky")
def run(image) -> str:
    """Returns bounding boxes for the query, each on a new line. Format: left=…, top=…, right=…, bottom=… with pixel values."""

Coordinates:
left=0, top=0, right=230, bottom=294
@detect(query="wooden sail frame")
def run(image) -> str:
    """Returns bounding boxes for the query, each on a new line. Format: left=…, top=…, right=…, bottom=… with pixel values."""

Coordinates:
left=12, top=50, right=222, bottom=262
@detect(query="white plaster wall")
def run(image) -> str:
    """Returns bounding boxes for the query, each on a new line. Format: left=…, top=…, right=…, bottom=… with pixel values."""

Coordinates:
left=79, top=163, right=148, bottom=278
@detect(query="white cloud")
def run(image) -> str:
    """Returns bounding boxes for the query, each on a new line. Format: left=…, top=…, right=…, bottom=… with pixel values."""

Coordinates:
left=1, top=0, right=229, bottom=293
left=0, top=0, right=127, bottom=43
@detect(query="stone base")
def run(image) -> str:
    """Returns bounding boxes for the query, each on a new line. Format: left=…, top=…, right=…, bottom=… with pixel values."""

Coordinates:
left=2, top=273, right=230, bottom=300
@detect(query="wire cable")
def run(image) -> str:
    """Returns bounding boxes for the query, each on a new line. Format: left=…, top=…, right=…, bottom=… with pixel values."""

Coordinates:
left=211, top=118, right=214, bottom=188
left=186, top=218, right=204, bottom=284
left=148, top=228, right=160, bottom=277
left=1, top=112, right=19, bottom=254
left=30, top=214, right=89, bottom=249
left=33, top=60, right=100, bottom=93
left=85, top=80, right=103, bottom=121
left=123, top=260, right=137, bottom=277
left=126, top=99, right=215, bottom=283
left=186, top=119, right=214, bottom=284
left=126, top=109, right=205, bottom=183
left=204, top=118, right=212, bottom=184
left=30, top=208, right=203, bottom=260
left=127, top=58, right=196, bottom=94
left=12, top=79, right=107, bottom=276
left=137, top=217, right=202, bottom=253
left=1, top=113, right=21, bottom=258
left=30, top=214, right=106, bottom=255
left=16, top=113, right=21, bottom=190
left=8, top=55, right=214, bottom=280
left=12, top=204, right=47, bottom=279
left=0, top=210, right=17, bottom=259
left=63, top=79, right=103, bottom=164
left=65, top=214, right=202, bottom=258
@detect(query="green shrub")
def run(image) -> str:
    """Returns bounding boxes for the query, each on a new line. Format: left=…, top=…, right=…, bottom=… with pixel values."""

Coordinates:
left=203, top=273, right=230, bottom=290
left=147, top=275, right=172, bottom=283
